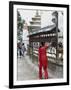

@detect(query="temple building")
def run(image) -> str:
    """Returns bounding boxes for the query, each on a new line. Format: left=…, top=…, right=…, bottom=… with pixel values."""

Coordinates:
left=28, top=11, right=41, bottom=55
left=28, top=10, right=63, bottom=65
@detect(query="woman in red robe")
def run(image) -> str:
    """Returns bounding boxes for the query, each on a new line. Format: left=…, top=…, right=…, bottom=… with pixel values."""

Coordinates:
left=38, top=42, right=51, bottom=79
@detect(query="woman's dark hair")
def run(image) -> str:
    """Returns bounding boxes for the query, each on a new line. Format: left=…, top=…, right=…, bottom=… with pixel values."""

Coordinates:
left=22, top=43, right=24, bottom=45
left=39, top=42, right=45, bottom=48
left=41, top=42, right=45, bottom=46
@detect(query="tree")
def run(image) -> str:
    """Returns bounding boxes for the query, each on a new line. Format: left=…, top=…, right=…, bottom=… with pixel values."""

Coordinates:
left=17, top=11, right=25, bottom=43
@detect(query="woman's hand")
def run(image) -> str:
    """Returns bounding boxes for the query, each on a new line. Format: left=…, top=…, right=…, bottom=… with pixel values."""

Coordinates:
left=45, top=42, right=48, bottom=46
left=45, top=42, right=52, bottom=47
left=49, top=42, right=52, bottom=46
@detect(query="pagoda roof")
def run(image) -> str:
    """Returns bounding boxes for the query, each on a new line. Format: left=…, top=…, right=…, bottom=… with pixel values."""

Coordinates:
left=32, top=17, right=41, bottom=20
left=30, top=21, right=41, bottom=23
left=28, top=24, right=60, bottom=37
left=28, top=25, right=41, bottom=27
left=32, top=16, right=41, bottom=18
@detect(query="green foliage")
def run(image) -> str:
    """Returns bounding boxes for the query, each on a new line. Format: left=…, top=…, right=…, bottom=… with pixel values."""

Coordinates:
left=17, top=11, right=25, bottom=43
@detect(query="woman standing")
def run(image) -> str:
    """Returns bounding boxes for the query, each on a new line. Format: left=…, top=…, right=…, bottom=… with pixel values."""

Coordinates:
left=38, top=42, right=51, bottom=79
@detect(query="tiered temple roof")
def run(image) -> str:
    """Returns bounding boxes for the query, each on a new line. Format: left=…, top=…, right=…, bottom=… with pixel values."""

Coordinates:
left=28, top=10, right=41, bottom=33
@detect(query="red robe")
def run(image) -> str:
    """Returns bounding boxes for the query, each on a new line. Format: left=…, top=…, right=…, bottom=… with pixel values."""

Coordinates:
left=38, top=46, right=48, bottom=69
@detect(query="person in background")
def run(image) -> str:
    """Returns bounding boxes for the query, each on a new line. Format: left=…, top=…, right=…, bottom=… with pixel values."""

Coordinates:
left=38, top=42, right=51, bottom=79
left=22, top=43, right=26, bottom=57
left=17, top=43, right=20, bottom=58
left=19, top=43, right=22, bottom=58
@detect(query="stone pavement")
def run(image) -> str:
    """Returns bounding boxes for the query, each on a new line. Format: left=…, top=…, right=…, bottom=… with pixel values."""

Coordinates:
left=17, top=55, right=38, bottom=80
left=17, top=55, right=63, bottom=80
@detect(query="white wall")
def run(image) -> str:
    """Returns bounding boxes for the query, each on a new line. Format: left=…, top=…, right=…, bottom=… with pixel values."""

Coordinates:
left=0, top=0, right=71, bottom=90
